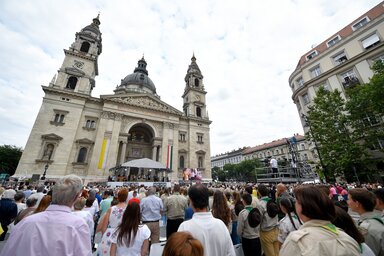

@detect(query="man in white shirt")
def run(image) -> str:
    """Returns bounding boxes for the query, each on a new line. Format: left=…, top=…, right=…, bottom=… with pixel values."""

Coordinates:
left=270, top=157, right=278, bottom=178
left=178, top=184, right=235, bottom=256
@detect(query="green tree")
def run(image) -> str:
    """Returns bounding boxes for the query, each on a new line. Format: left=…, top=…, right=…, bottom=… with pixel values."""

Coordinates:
left=346, top=60, right=384, bottom=153
left=0, top=145, right=23, bottom=176
left=236, top=158, right=262, bottom=182
left=307, top=87, right=365, bottom=181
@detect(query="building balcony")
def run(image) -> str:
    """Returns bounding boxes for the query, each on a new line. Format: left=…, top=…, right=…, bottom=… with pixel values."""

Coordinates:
left=342, top=77, right=360, bottom=89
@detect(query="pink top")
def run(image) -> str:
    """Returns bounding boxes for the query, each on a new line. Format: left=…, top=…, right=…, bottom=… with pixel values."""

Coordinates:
left=330, top=187, right=337, bottom=195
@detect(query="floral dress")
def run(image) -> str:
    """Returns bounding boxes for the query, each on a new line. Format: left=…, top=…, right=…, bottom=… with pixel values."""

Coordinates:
left=97, top=205, right=126, bottom=256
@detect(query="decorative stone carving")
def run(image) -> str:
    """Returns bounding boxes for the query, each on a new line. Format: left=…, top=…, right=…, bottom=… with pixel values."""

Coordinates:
left=115, top=96, right=182, bottom=115
left=101, top=111, right=123, bottom=120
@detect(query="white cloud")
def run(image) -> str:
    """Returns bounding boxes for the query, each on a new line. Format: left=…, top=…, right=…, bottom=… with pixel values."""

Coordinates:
left=0, top=0, right=381, bottom=154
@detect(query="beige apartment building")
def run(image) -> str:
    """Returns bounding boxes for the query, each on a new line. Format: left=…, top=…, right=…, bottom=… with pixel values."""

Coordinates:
left=15, top=15, right=212, bottom=182
left=211, top=135, right=315, bottom=172
left=289, top=2, right=384, bottom=163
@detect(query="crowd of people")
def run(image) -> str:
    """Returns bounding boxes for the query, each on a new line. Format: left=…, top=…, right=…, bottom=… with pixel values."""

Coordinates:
left=0, top=177, right=384, bottom=256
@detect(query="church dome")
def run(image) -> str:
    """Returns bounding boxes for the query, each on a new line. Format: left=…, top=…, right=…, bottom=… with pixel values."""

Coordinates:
left=115, top=57, right=157, bottom=95
left=81, top=14, right=101, bottom=37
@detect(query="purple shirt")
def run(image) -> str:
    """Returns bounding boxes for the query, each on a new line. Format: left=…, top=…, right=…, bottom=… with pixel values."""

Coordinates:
left=2, top=204, right=92, bottom=256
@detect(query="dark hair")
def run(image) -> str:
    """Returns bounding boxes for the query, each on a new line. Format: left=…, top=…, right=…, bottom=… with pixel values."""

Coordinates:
left=332, top=205, right=364, bottom=244
left=349, top=188, right=376, bottom=212
left=280, top=197, right=302, bottom=230
left=14, top=191, right=25, bottom=201
left=242, top=193, right=252, bottom=205
left=294, top=185, right=335, bottom=221
left=373, top=188, right=384, bottom=203
left=162, top=232, right=204, bottom=256
left=212, top=190, right=231, bottom=227
left=26, top=197, right=38, bottom=207
left=232, top=191, right=241, bottom=205
left=245, top=186, right=253, bottom=195
left=258, top=184, right=269, bottom=197
left=116, top=202, right=141, bottom=247
left=188, top=184, right=209, bottom=210
left=85, top=198, right=94, bottom=207
left=36, top=185, right=45, bottom=193
left=334, top=200, right=349, bottom=212
left=173, top=184, right=180, bottom=193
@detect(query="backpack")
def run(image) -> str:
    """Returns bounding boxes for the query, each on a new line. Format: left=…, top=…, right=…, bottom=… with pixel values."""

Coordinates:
left=246, top=207, right=261, bottom=228
left=266, top=199, right=279, bottom=218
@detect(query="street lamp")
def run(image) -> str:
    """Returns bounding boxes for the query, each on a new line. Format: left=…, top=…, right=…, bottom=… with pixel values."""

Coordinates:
left=41, top=164, right=49, bottom=180
left=301, top=114, right=327, bottom=179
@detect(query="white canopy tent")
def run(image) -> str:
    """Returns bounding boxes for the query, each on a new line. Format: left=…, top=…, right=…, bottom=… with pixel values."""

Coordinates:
left=110, top=158, right=170, bottom=182
left=121, top=158, right=167, bottom=169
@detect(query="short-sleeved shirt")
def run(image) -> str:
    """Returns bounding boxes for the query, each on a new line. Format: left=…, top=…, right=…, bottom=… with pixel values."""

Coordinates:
left=109, top=224, right=151, bottom=256
left=140, top=195, right=163, bottom=221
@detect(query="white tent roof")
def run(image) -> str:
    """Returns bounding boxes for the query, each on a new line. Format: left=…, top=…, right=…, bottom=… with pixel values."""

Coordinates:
left=121, top=158, right=167, bottom=169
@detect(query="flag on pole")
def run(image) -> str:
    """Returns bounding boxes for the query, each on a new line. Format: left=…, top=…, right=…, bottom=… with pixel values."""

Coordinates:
left=98, top=138, right=110, bottom=169
left=166, top=144, right=173, bottom=169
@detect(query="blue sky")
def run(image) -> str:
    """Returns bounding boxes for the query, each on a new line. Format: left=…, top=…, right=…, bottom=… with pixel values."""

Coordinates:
left=0, top=0, right=381, bottom=155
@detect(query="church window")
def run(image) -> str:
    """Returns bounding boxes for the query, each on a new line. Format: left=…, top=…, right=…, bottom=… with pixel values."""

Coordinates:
left=197, top=133, right=203, bottom=144
left=196, top=107, right=202, bottom=117
left=77, top=147, right=88, bottom=163
left=54, top=113, right=65, bottom=123
left=51, top=109, right=68, bottom=126
left=66, top=76, right=78, bottom=90
left=80, top=42, right=90, bottom=53
left=84, top=119, right=97, bottom=129
left=198, top=156, right=203, bottom=168
left=179, top=156, right=185, bottom=169
left=195, top=78, right=199, bottom=87
left=179, top=132, right=186, bottom=142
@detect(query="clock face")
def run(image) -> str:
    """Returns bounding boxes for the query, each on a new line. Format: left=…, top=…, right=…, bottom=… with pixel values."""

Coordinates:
left=73, top=60, right=84, bottom=69
left=195, top=95, right=200, bottom=101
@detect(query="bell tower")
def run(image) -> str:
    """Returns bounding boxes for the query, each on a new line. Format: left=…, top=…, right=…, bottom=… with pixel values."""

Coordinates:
left=50, top=14, right=102, bottom=95
left=182, top=54, right=208, bottom=119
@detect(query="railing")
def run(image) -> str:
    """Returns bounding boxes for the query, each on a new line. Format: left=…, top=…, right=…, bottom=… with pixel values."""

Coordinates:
left=342, top=77, right=360, bottom=89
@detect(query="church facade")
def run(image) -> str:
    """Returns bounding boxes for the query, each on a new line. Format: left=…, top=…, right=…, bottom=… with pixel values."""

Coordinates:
left=15, top=15, right=212, bottom=182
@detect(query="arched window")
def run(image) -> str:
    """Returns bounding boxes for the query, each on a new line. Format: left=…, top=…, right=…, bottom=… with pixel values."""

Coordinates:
left=80, top=42, right=90, bottom=53
left=198, top=156, right=203, bottom=168
left=77, top=147, right=88, bottom=163
left=91, top=120, right=96, bottom=128
left=66, top=76, right=78, bottom=89
left=179, top=156, right=185, bottom=169
left=196, top=107, right=202, bottom=117
left=86, top=120, right=91, bottom=128
left=194, top=78, right=199, bottom=87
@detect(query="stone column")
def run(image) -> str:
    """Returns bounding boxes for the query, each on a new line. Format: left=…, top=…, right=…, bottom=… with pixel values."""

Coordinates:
left=152, top=145, right=157, bottom=161
left=120, top=142, right=127, bottom=164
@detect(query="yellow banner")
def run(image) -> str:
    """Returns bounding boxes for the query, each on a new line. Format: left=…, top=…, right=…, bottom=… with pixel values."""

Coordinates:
left=98, top=138, right=109, bottom=169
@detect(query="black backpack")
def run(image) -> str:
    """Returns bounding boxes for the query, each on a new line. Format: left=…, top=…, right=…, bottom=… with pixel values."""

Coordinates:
left=246, top=207, right=261, bottom=228
left=266, top=199, right=279, bottom=218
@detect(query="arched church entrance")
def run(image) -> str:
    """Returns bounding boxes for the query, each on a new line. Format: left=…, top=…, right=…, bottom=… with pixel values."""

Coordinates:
left=115, top=123, right=164, bottom=181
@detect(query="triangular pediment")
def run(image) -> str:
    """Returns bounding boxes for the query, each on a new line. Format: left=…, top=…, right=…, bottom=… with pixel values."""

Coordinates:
left=101, top=94, right=183, bottom=116
left=41, top=133, right=63, bottom=141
